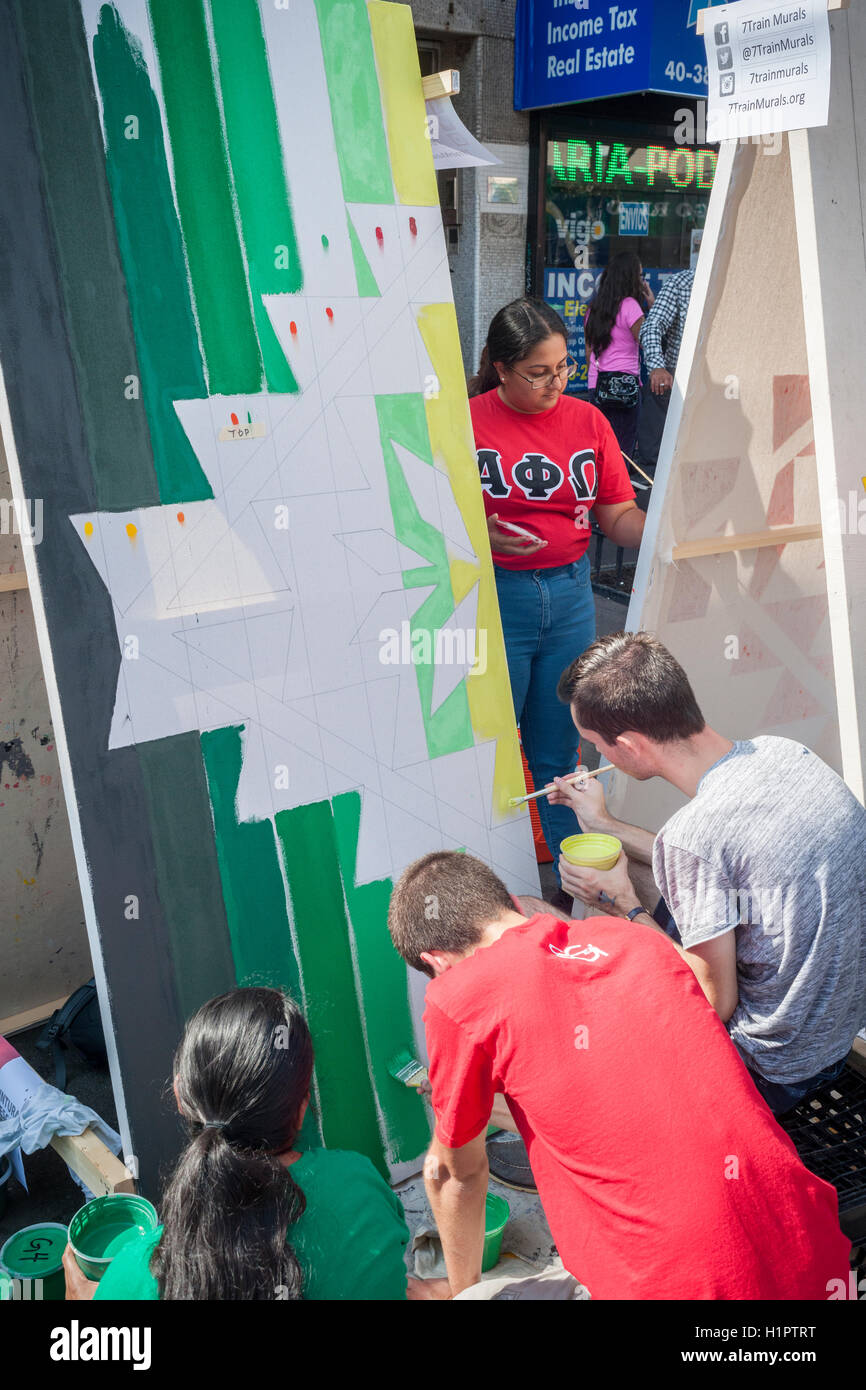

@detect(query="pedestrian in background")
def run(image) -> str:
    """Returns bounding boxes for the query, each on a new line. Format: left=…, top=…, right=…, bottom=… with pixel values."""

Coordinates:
left=637, top=266, right=694, bottom=468
left=584, top=250, right=653, bottom=460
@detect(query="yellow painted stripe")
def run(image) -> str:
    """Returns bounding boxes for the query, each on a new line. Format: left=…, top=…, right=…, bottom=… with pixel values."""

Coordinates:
left=416, top=303, right=525, bottom=820
left=367, top=1, right=438, bottom=207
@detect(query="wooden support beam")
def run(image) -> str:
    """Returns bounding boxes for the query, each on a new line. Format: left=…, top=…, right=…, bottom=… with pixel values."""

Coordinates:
left=49, top=1127, right=136, bottom=1197
left=697, top=0, right=848, bottom=33
left=672, top=522, right=822, bottom=562
left=422, top=69, right=459, bottom=99
left=0, top=571, right=28, bottom=593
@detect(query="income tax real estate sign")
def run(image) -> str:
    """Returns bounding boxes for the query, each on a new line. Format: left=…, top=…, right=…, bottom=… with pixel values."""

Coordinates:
left=514, top=0, right=729, bottom=109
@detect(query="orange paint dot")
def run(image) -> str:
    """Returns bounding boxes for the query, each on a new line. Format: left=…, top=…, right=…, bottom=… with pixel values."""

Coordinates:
left=126, top=523, right=137, bottom=541
left=177, top=511, right=185, bottom=525
left=83, top=521, right=94, bottom=538
left=325, top=306, right=334, bottom=321
left=290, top=321, right=298, bottom=336
left=230, top=412, right=239, bottom=426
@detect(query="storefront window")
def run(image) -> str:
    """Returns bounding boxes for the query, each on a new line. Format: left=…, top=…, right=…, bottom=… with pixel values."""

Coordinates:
left=542, top=116, right=716, bottom=391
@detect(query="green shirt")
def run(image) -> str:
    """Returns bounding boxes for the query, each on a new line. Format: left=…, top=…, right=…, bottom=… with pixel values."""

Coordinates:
left=93, top=1148, right=409, bottom=1301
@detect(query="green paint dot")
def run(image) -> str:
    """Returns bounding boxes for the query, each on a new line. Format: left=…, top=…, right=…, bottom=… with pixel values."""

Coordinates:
left=321, top=233, right=329, bottom=249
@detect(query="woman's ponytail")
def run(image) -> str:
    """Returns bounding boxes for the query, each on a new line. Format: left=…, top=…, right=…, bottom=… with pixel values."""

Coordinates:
left=467, top=345, right=500, bottom=397
left=150, top=988, right=313, bottom=1300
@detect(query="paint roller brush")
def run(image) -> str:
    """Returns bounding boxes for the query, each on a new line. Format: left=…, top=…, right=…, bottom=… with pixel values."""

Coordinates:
left=508, top=763, right=615, bottom=808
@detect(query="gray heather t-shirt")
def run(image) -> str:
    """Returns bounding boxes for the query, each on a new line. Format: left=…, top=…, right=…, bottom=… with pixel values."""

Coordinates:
left=652, top=737, right=866, bottom=1083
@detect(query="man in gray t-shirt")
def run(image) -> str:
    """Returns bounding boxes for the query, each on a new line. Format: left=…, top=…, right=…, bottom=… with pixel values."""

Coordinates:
left=553, top=632, right=866, bottom=1114
left=652, top=737, right=866, bottom=1088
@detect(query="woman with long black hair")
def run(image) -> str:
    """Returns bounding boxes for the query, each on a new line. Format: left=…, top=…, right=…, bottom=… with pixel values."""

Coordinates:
left=584, top=250, right=653, bottom=459
left=63, top=987, right=410, bottom=1300
left=469, top=298, right=645, bottom=904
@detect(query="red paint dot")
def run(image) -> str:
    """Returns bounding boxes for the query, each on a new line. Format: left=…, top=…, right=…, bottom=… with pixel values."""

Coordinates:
left=325, top=306, right=334, bottom=321
left=177, top=512, right=185, bottom=525
left=46, top=745, right=53, bottom=752
left=409, top=217, right=417, bottom=236
left=375, top=225, right=384, bottom=244
left=290, top=320, right=298, bottom=336
left=230, top=412, right=239, bottom=426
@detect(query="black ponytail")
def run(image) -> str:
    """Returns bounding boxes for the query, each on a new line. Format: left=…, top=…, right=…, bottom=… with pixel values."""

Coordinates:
left=150, top=987, right=314, bottom=1300
left=468, top=297, right=568, bottom=396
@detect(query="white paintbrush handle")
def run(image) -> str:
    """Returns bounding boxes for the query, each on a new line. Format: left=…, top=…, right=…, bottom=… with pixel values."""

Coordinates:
left=511, top=764, right=614, bottom=806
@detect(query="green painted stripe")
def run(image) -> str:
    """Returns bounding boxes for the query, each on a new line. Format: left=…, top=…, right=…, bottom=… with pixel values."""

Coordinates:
left=137, top=734, right=236, bottom=1020
left=200, top=725, right=319, bottom=1147
left=209, top=0, right=299, bottom=394
left=332, top=793, right=430, bottom=1164
left=348, top=218, right=381, bottom=298
left=276, top=799, right=387, bottom=1177
left=92, top=4, right=211, bottom=504
left=200, top=726, right=301, bottom=995
left=148, top=0, right=262, bottom=394
left=14, top=1, right=158, bottom=511
left=314, top=0, right=393, bottom=205
left=376, top=395, right=474, bottom=759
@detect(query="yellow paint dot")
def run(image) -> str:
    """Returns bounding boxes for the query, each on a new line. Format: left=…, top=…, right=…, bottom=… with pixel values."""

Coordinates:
left=126, top=523, right=137, bottom=541
left=84, top=521, right=94, bottom=538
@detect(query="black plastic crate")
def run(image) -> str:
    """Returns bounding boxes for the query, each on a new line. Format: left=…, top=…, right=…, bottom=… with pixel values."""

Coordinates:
left=777, top=1066, right=866, bottom=1232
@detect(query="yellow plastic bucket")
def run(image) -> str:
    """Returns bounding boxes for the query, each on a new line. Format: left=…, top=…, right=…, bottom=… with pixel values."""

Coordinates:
left=559, top=833, right=622, bottom=871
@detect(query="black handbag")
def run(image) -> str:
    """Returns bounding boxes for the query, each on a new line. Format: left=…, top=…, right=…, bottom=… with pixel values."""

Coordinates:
left=595, top=370, right=640, bottom=410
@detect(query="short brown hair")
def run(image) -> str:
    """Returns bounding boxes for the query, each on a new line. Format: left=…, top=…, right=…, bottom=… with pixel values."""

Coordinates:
left=388, top=852, right=514, bottom=976
left=557, top=631, right=705, bottom=744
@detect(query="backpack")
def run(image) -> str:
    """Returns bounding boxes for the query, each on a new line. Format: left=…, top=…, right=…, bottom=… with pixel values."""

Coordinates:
left=36, top=979, right=107, bottom=1090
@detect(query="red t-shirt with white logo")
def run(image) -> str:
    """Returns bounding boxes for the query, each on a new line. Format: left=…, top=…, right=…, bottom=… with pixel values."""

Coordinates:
left=424, top=913, right=850, bottom=1301
left=469, top=389, right=634, bottom=570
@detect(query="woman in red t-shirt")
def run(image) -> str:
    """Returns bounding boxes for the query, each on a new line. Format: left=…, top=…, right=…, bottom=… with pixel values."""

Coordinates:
left=468, top=298, right=645, bottom=903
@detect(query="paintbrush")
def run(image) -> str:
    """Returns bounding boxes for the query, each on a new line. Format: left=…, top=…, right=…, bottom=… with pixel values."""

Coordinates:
left=388, top=1050, right=428, bottom=1089
left=508, top=763, right=615, bottom=808
left=622, top=451, right=654, bottom=488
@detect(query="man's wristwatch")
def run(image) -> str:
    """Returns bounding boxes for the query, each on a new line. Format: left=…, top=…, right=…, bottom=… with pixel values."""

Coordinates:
left=625, top=906, right=645, bottom=922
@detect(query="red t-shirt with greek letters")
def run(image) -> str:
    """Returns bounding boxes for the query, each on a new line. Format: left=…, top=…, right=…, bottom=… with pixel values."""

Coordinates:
left=469, top=388, right=634, bottom=570
left=424, top=913, right=851, bottom=1301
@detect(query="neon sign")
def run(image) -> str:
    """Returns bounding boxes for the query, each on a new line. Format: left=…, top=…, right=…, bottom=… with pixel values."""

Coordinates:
left=550, top=138, right=716, bottom=193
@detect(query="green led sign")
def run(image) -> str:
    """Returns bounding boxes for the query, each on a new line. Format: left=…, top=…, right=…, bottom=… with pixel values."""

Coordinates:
left=550, top=139, right=716, bottom=193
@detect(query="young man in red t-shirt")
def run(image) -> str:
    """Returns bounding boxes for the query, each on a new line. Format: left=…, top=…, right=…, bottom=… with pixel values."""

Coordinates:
left=388, top=851, right=851, bottom=1301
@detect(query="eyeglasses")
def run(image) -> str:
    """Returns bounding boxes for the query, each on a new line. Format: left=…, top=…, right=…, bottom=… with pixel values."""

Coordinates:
left=507, top=356, right=579, bottom=390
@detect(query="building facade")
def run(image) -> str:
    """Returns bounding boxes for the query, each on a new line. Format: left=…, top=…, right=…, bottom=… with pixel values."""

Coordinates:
left=411, top=0, right=719, bottom=388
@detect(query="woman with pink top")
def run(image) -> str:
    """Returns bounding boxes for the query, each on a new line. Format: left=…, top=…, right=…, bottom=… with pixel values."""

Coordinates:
left=584, top=251, right=653, bottom=459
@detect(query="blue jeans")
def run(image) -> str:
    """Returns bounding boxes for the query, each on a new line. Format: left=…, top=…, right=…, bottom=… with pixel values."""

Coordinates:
left=494, top=557, right=596, bottom=882
left=746, top=1055, right=849, bottom=1116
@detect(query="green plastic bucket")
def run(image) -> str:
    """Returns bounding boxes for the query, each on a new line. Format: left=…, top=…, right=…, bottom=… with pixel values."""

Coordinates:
left=481, top=1192, right=510, bottom=1272
left=69, top=1194, right=158, bottom=1282
left=0, top=1222, right=68, bottom=1300
left=0, top=1153, right=11, bottom=1220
